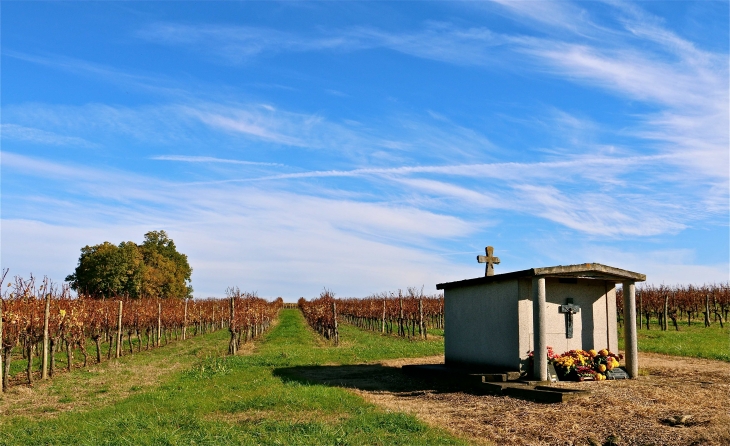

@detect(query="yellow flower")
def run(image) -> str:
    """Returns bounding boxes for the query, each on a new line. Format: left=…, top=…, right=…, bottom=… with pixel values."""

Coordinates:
left=599, top=349, right=608, bottom=357
left=598, top=364, right=606, bottom=372
left=606, top=362, right=614, bottom=371
left=588, top=349, right=598, bottom=357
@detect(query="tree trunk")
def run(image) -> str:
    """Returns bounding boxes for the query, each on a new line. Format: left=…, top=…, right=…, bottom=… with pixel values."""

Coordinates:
left=704, top=295, right=711, bottom=327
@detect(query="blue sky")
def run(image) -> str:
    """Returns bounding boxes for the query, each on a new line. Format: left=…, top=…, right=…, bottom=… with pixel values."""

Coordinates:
left=1, top=1, right=728, bottom=300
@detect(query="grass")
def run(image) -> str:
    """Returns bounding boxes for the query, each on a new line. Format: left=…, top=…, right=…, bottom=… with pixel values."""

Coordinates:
left=618, top=319, right=730, bottom=362
left=6, top=332, right=179, bottom=378
left=0, top=310, right=464, bottom=445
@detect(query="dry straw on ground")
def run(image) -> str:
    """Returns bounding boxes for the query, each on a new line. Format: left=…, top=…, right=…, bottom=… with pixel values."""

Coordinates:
left=299, top=353, right=730, bottom=446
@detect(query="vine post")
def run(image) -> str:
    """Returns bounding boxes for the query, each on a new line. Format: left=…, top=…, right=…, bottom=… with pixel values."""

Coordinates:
left=419, top=296, right=425, bottom=339
left=228, top=295, right=236, bottom=355
left=332, top=301, right=339, bottom=346
left=157, top=302, right=162, bottom=347
left=183, top=298, right=188, bottom=340
left=381, top=299, right=386, bottom=333
left=116, top=300, right=123, bottom=358
left=41, top=291, right=51, bottom=379
left=0, top=295, right=3, bottom=392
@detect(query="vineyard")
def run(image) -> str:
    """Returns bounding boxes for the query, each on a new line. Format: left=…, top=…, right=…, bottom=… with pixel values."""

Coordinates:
left=617, top=283, right=729, bottom=330
left=298, top=283, right=729, bottom=344
left=0, top=270, right=282, bottom=392
left=298, top=288, right=444, bottom=342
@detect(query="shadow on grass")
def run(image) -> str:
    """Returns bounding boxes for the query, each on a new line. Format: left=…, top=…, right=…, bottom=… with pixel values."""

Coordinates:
left=273, top=363, right=490, bottom=397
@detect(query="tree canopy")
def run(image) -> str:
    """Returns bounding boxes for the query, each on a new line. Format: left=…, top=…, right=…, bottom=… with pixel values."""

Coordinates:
left=66, top=230, right=193, bottom=299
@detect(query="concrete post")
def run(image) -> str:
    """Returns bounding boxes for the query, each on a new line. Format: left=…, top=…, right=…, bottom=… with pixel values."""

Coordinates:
left=532, top=276, right=547, bottom=381
left=622, top=281, right=638, bottom=378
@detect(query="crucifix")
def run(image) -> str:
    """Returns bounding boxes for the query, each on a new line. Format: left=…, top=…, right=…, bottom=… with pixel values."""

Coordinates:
left=477, top=246, right=500, bottom=277
left=559, top=298, right=581, bottom=339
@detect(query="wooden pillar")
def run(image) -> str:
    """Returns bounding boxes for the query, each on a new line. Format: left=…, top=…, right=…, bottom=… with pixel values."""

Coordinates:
left=41, top=293, right=51, bottom=379
left=116, top=300, right=123, bottom=358
left=622, top=281, right=638, bottom=378
left=532, top=277, right=547, bottom=381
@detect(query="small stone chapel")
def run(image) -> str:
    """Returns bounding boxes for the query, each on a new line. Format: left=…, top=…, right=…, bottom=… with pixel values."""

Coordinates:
left=436, top=247, right=645, bottom=380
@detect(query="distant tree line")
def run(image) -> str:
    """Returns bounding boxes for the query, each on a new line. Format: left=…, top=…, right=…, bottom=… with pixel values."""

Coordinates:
left=65, top=230, right=192, bottom=299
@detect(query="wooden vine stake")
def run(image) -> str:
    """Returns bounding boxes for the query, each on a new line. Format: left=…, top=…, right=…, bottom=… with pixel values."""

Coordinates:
left=228, top=295, right=237, bottom=355
left=183, top=299, right=188, bottom=340
left=42, top=291, right=51, bottom=379
left=157, top=302, right=162, bottom=347
left=332, top=300, right=339, bottom=346
left=116, top=300, right=123, bottom=358
left=0, top=296, right=3, bottom=392
left=419, top=296, right=425, bottom=339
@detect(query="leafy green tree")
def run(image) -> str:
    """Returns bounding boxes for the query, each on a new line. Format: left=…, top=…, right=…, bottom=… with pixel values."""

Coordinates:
left=140, top=230, right=193, bottom=299
left=66, top=231, right=193, bottom=299
left=66, top=241, right=145, bottom=298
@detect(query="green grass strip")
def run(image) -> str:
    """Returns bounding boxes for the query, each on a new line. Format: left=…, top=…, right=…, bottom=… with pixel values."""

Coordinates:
left=0, top=310, right=463, bottom=445
left=619, top=320, right=730, bottom=362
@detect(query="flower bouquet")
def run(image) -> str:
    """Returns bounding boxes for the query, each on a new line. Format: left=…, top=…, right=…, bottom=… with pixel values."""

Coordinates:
left=551, top=348, right=622, bottom=381
left=527, top=347, right=623, bottom=381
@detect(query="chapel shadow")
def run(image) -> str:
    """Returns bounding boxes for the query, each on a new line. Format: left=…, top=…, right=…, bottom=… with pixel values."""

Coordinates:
left=273, top=363, right=494, bottom=396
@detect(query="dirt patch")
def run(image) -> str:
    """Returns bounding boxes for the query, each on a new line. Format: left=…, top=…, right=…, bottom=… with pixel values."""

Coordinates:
left=288, top=353, right=730, bottom=446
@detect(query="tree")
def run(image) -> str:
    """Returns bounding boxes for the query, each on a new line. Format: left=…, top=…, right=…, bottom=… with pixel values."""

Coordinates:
left=66, top=241, right=144, bottom=298
left=140, top=231, right=193, bottom=299
left=66, top=231, right=192, bottom=299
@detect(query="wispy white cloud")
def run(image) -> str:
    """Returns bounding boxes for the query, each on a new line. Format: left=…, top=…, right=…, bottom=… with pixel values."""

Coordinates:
left=151, top=155, right=282, bottom=166
left=1, top=124, right=97, bottom=148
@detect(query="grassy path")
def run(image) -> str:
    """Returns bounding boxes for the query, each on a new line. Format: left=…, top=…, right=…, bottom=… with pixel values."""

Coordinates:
left=0, top=310, right=462, bottom=445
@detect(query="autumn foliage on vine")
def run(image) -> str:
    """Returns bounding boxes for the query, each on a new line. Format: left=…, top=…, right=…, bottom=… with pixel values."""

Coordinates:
left=0, top=270, right=281, bottom=392
left=616, top=282, right=728, bottom=330
left=298, top=288, right=444, bottom=341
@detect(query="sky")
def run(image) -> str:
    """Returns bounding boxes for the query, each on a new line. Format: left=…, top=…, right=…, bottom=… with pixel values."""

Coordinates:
left=1, top=1, right=728, bottom=301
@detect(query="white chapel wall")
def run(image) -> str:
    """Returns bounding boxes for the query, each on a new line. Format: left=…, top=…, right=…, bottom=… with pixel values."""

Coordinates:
left=444, top=279, right=519, bottom=368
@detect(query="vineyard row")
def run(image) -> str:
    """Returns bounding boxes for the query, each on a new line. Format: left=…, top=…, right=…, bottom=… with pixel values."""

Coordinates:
left=616, top=283, right=728, bottom=330
left=0, top=272, right=281, bottom=392
left=298, top=288, right=444, bottom=342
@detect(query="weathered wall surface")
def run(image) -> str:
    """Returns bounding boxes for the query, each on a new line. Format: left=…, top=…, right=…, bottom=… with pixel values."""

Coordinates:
left=523, top=279, right=617, bottom=354
left=444, top=280, right=519, bottom=369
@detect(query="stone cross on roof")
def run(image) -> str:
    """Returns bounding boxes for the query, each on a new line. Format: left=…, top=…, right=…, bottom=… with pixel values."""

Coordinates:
left=477, top=246, right=500, bottom=277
